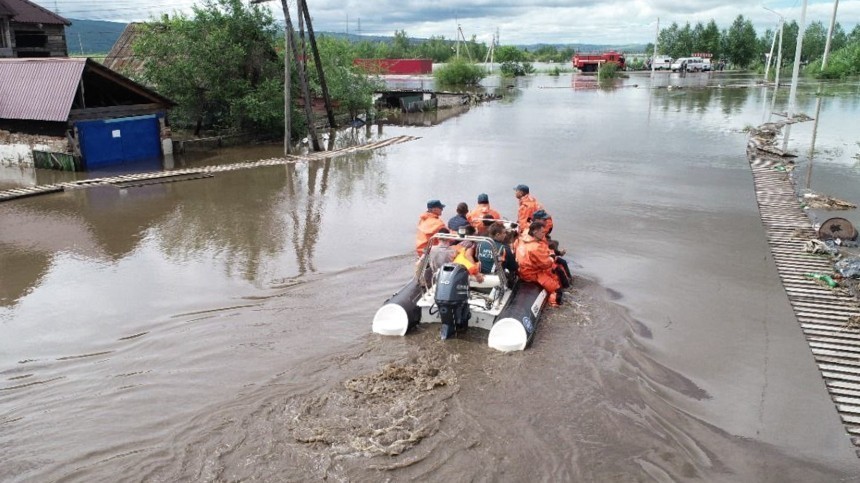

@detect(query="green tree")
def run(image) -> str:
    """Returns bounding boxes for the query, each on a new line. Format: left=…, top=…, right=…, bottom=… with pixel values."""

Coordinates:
left=830, top=23, right=847, bottom=52
left=849, top=24, right=860, bottom=44
left=700, top=20, right=722, bottom=58
left=390, top=30, right=411, bottom=58
left=415, top=35, right=454, bottom=62
left=658, top=22, right=681, bottom=58
left=133, top=0, right=281, bottom=135
left=802, top=21, right=827, bottom=62
left=311, top=36, right=383, bottom=119
left=724, top=15, right=758, bottom=67
left=780, top=20, right=800, bottom=67
left=496, top=45, right=525, bottom=62
left=677, top=22, right=694, bottom=56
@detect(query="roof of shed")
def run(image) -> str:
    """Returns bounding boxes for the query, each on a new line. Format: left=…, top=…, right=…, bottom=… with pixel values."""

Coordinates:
left=103, top=22, right=145, bottom=75
left=0, top=58, right=174, bottom=123
left=0, top=0, right=70, bottom=25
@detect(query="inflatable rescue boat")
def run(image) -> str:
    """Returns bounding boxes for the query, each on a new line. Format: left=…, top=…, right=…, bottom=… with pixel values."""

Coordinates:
left=372, top=232, right=548, bottom=351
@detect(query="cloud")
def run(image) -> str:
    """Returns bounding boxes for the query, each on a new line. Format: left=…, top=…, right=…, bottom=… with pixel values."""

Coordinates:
left=56, top=0, right=860, bottom=44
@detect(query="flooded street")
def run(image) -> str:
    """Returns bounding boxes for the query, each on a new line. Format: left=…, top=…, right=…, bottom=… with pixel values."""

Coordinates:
left=2, top=71, right=860, bottom=481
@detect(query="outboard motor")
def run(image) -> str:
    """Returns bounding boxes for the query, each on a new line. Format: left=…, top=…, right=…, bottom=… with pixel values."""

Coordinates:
left=434, top=263, right=471, bottom=339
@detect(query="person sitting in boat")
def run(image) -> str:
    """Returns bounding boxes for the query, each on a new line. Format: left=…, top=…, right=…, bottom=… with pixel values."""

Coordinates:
left=468, top=193, right=502, bottom=232
left=415, top=199, right=446, bottom=257
left=548, top=239, right=572, bottom=289
left=475, top=213, right=496, bottom=237
left=452, top=225, right=485, bottom=283
left=427, top=228, right=455, bottom=273
left=516, top=221, right=562, bottom=306
left=479, top=222, right=519, bottom=277
left=530, top=209, right=554, bottom=236
left=447, top=202, right=470, bottom=233
left=514, top=184, right=544, bottom=234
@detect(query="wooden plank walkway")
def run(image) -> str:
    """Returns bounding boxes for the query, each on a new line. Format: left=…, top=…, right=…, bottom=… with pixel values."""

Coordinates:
left=748, top=122, right=860, bottom=456
left=0, top=135, right=420, bottom=202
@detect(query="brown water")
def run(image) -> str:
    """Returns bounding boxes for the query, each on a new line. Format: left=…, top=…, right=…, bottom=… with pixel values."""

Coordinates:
left=2, top=72, right=860, bottom=481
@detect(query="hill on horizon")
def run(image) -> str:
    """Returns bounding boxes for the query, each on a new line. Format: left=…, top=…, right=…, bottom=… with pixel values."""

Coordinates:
left=64, top=18, right=648, bottom=56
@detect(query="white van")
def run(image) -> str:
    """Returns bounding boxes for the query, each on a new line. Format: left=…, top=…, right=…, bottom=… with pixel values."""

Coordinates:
left=651, top=56, right=673, bottom=70
left=671, top=57, right=705, bottom=72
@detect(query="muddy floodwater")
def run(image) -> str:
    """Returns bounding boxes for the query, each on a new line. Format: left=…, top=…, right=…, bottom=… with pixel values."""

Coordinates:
left=2, top=72, right=860, bottom=481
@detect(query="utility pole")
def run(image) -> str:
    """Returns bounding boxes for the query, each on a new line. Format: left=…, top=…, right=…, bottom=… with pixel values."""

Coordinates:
left=650, top=17, right=659, bottom=79
left=763, top=7, right=784, bottom=82
left=787, top=0, right=808, bottom=120
left=281, top=0, right=320, bottom=151
left=821, top=0, right=839, bottom=70
left=783, top=0, right=808, bottom=153
left=299, top=0, right=336, bottom=127
left=285, top=20, right=290, bottom=155
left=455, top=23, right=460, bottom=59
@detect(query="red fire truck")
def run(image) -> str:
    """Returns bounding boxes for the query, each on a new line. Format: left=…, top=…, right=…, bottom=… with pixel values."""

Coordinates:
left=571, top=51, right=626, bottom=73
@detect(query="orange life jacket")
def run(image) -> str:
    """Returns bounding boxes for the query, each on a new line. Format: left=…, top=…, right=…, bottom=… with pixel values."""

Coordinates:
left=467, top=204, right=502, bottom=231
left=415, top=211, right=446, bottom=256
left=517, top=194, right=543, bottom=233
left=515, top=234, right=554, bottom=281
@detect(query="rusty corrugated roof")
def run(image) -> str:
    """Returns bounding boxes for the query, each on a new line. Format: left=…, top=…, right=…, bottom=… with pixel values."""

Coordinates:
left=103, top=23, right=145, bottom=75
left=0, top=58, right=85, bottom=122
left=1, top=0, right=69, bottom=25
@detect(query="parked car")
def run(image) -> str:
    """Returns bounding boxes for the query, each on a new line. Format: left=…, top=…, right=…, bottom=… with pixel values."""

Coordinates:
left=651, top=56, right=673, bottom=70
left=671, top=57, right=705, bottom=72
left=702, top=58, right=712, bottom=71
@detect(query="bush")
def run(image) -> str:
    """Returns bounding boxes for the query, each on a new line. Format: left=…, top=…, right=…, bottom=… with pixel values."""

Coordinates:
left=499, top=61, right=535, bottom=77
left=812, top=43, right=860, bottom=79
left=434, top=58, right=486, bottom=86
left=597, top=62, right=620, bottom=80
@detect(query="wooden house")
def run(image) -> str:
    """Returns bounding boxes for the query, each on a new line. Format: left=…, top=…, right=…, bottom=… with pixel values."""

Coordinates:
left=0, top=0, right=69, bottom=58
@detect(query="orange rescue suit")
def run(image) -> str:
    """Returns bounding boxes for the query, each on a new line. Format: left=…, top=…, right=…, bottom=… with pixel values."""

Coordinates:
left=515, top=234, right=561, bottom=294
left=517, top=194, right=543, bottom=232
left=467, top=204, right=502, bottom=230
left=415, top=211, right=446, bottom=256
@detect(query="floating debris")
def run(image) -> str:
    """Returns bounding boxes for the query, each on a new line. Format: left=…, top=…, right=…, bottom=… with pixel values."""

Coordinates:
left=803, top=192, right=857, bottom=211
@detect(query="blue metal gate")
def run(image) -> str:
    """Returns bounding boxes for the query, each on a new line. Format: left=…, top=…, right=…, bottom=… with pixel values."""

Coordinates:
left=76, top=115, right=162, bottom=169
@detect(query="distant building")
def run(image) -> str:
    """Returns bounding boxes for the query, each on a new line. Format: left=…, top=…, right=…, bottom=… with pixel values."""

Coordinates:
left=0, top=58, right=175, bottom=170
left=0, top=0, right=70, bottom=58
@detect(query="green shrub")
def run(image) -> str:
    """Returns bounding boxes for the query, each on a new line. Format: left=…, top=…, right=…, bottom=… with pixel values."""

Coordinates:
left=499, top=61, right=535, bottom=77
left=597, top=62, right=620, bottom=80
left=434, top=58, right=486, bottom=86
left=815, top=43, right=860, bottom=79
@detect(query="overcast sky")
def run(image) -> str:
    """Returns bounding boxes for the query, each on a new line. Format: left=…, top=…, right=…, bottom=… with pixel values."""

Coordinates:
left=55, top=0, right=859, bottom=45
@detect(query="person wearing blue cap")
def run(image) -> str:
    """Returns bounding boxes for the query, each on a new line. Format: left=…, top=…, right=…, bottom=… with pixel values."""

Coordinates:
left=415, top=199, right=446, bottom=257
left=514, top=184, right=543, bottom=233
left=467, top=193, right=502, bottom=233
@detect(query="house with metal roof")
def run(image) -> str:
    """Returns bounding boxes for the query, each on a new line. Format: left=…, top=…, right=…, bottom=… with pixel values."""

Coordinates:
left=0, top=57, right=176, bottom=170
left=0, top=0, right=70, bottom=58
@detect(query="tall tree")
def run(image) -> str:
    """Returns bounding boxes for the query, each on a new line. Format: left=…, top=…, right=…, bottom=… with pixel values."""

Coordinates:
left=133, top=0, right=282, bottom=135
left=700, top=20, right=722, bottom=58
left=657, top=22, right=680, bottom=57
left=801, top=21, right=827, bottom=62
left=390, top=30, right=411, bottom=58
left=724, top=15, right=758, bottom=67
left=780, top=20, right=800, bottom=67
